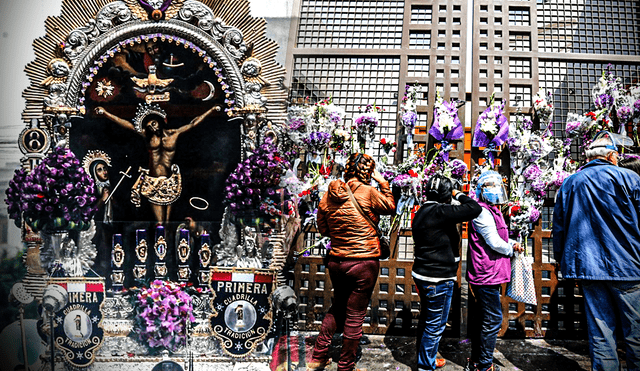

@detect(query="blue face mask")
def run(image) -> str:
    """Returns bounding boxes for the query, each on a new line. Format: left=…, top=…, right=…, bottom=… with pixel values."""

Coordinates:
left=482, top=186, right=507, bottom=205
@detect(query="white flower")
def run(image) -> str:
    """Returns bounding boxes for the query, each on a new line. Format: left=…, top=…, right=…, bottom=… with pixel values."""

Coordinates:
left=439, top=114, right=455, bottom=133
left=480, top=118, right=498, bottom=135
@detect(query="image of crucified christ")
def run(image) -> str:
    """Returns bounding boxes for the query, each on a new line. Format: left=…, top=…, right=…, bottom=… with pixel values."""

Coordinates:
left=94, top=103, right=220, bottom=224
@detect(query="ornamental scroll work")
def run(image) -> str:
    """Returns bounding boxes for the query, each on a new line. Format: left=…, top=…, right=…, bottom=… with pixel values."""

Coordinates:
left=61, top=0, right=247, bottom=64
left=33, top=0, right=277, bottom=165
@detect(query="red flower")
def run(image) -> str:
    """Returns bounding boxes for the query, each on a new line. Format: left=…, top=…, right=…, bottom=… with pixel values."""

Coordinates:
left=408, top=169, right=419, bottom=177
left=585, top=112, right=597, bottom=120
left=510, top=205, right=521, bottom=216
left=380, top=138, right=387, bottom=144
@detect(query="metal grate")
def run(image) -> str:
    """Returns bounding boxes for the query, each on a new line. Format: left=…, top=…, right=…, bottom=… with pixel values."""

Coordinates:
left=509, top=7, right=531, bottom=26
left=537, top=0, right=640, bottom=55
left=509, top=58, right=532, bottom=79
left=297, top=0, right=405, bottom=49
left=408, top=57, right=430, bottom=78
left=509, top=32, right=531, bottom=51
left=411, top=4, right=432, bottom=24
left=509, top=85, right=532, bottom=107
left=291, top=56, right=400, bottom=160
left=409, top=31, right=432, bottom=49
left=396, top=235, right=414, bottom=261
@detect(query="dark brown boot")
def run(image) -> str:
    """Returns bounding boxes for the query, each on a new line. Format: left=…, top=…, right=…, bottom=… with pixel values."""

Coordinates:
left=337, top=338, right=362, bottom=371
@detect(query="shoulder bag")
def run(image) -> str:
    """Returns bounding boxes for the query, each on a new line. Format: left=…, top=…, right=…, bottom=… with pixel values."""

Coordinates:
left=346, top=184, right=391, bottom=260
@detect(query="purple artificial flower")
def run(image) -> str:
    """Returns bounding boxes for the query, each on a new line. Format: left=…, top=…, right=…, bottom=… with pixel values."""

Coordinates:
left=617, top=106, right=632, bottom=123
left=565, top=120, right=582, bottom=134
left=506, top=137, right=521, bottom=153
left=449, top=159, right=468, bottom=179
left=288, top=117, right=305, bottom=131
left=329, top=110, right=343, bottom=124
left=522, top=165, right=542, bottom=181
left=303, top=131, right=332, bottom=152
left=634, top=99, right=640, bottom=113
left=594, top=94, right=613, bottom=109
left=9, top=147, right=97, bottom=231
left=530, top=179, right=546, bottom=198
left=551, top=171, right=570, bottom=188
left=392, top=173, right=412, bottom=188
left=529, top=208, right=541, bottom=223
left=402, top=111, right=418, bottom=130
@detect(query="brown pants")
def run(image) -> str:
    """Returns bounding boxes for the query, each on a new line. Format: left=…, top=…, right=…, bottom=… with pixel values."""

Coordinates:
left=310, top=257, right=380, bottom=371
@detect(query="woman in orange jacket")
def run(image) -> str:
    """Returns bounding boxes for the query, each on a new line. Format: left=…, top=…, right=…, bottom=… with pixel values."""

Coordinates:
left=307, top=153, right=396, bottom=371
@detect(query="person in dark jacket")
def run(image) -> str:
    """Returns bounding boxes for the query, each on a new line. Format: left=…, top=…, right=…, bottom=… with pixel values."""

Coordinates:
left=553, top=132, right=640, bottom=371
left=412, top=174, right=482, bottom=371
left=620, top=156, right=640, bottom=176
left=308, top=152, right=395, bottom=371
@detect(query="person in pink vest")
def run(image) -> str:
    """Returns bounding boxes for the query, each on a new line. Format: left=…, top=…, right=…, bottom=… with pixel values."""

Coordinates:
left=465, top=171, right=523, bottom=371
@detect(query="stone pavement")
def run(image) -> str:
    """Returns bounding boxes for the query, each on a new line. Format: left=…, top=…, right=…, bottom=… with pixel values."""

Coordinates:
left=279, top=333, right=598, bottom=371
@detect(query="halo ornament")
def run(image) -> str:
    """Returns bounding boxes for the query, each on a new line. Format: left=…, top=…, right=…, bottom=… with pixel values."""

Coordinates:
left=189, top=196, right=209, bottom=210
left=82, top=150, right=112, bottom=176
left=132, top=103, right=168, bottom=133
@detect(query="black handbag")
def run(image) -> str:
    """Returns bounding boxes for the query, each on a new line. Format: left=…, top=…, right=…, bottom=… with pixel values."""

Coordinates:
left=346, top=184, right=391, bottom=260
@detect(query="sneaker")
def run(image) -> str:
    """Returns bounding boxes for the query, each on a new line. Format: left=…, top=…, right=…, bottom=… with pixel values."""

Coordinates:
left=463, top=358, right=476, bottom=371
left=435, top=358, right=447, bottom=368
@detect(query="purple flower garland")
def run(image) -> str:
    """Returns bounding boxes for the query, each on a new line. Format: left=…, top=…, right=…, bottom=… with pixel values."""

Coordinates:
left=223, top=140, right=293, bottom=220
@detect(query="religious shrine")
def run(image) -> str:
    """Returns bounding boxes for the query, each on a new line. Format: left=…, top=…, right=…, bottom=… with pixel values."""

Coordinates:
left=6, top=0, right=297, bottom=369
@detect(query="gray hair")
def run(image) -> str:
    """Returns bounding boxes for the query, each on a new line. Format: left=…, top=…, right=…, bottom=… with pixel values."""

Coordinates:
left=585, top=137, right=616, bottom=159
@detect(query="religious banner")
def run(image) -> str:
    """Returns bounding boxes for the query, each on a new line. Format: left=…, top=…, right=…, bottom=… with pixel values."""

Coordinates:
left=48, top=277, right=105, bottom=368
left=209, top=268, right=275, bottom=357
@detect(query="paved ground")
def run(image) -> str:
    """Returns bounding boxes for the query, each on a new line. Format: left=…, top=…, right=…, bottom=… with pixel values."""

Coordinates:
left=274, top=333, right=601, bottom=371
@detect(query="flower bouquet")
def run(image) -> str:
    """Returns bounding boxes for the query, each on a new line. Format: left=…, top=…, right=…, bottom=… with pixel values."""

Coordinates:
left=303, top=131, right=332, bottom=154
left=223, top=140, right=295, bottom=224
left=5, top=147, right=97, bottom=231
left=592, top=65, right=620, bottom=111
left=354, top=103, right=384, bottom=150
left=533, top=89, right=554, bottom=130
left=401, top=84, right=420, bottom=152
left=506, top=112, right=575, bottom=239
left=565, top=66, right=640, bottom=153
left=392, top=153, right=427, bottom=215
left=445, top=158, right=468, bottom=185
left=506, top=199, right=540, bottom=236
left=131, top=280, right=195, bottom=353
left=379, top=137, right=397, bottom=165
left=472, top=94, right=509, bottom=167
left=430, top=90, right=463, bottom=161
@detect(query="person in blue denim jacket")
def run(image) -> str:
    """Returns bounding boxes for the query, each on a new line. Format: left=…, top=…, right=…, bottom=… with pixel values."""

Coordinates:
left=553, top=131, right=640, bottom=371
left=412, top=174, right=482, bottom=370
